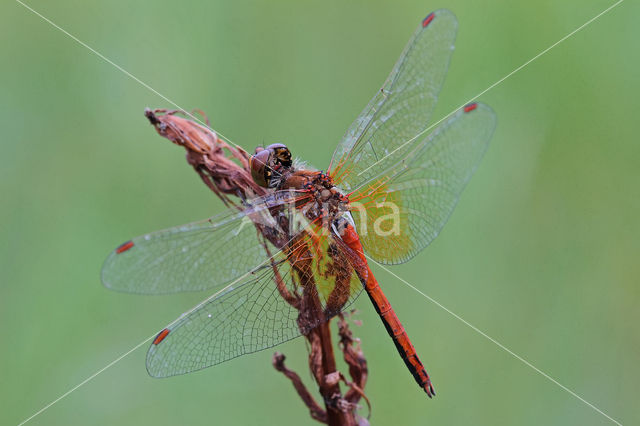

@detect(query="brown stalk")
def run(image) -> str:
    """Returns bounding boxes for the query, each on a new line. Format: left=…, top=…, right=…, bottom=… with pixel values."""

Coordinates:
left=145, top=108, right=368, bottom=425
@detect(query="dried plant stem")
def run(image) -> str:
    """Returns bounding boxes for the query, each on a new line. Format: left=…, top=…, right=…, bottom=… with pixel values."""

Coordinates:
left=272, top=352, right=327, bottom=423
left=313, top=323, right=355, bottom=426
left=145, top=109, right=368, bottom=425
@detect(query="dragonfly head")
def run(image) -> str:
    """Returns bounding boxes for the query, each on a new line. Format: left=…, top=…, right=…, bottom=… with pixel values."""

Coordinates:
left=250, top=143, right=293, bottom=188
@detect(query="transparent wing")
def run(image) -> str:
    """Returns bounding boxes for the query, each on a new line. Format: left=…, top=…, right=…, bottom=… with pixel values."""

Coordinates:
left=350, top=103, right=496, bottom=264
left=101, top=190, right=308, bottom=294
left=146, top=231, right=364, bottom=377
left=330, top=9, right=458, bottom=192
left=146, top=262, right=301, bottom=377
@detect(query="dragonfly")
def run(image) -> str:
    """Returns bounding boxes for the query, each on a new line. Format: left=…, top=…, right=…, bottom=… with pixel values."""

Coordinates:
left=102, top=9, right=496, bottom=397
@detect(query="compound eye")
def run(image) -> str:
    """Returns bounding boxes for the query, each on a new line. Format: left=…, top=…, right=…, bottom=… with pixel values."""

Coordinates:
left=270, top=145, right=292, bottom=169
left=249, top=149, right=272, bottom=188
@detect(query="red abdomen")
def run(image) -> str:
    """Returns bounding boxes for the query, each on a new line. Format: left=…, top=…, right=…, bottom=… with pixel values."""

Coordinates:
left=340, top=223, right=435, bottom=396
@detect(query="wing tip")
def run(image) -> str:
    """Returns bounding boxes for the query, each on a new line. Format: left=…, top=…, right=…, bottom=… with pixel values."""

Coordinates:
left=145, top=362, right=164, bottom=378
left=421, top=12, right=435, bottom=28
left=462, top=101, right=496, bottom=117
left=422, top=9, right=457, bottom=28
left=463, top=102, right=478, bottom=113
left=146, top=332, right=171, bottom=378
left=115, top=240, right=135, bottom=254
left=461, top=102, right=498, bottom=135
left=152, top=328, right=171, bottom=345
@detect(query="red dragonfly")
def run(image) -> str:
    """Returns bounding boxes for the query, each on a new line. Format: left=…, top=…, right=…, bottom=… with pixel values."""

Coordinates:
left=102, top=9, right=495, bottom=397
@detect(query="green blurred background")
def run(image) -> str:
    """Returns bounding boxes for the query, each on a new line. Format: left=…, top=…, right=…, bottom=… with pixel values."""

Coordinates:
left=1, top=0, right=638, bottom=425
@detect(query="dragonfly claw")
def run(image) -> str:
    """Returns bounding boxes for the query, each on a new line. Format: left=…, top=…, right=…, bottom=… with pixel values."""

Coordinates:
left=426, top=382, right=436, bottom=398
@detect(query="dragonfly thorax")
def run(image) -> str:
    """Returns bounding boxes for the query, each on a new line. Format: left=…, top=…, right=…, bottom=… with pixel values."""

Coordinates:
left=284, top=167, right=350, bottom=228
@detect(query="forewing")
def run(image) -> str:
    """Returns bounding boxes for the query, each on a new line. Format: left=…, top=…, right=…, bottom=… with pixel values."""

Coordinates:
left=101, top=190, right=306, bottom=294
left=330, top=9, right=458, bottom=192
left=351, top=103, right=496, bottom=264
